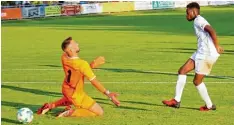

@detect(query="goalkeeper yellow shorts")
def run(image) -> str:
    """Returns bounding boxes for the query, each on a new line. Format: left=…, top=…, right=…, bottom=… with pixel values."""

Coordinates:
left=70, top=92, right=96, bottom=109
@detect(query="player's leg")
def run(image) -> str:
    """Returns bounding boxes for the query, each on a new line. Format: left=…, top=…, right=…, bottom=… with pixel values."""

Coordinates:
left=57, top=102, right=103, bottom=117
left=175, top=58, right=195, bottom=101
left=70, top=103, right=103, bottom=117
left=57, top=93, right=103, bottom=117
left=89, top=103, right=104, bottom=116
left=193, top=73, right=216, bottom=111
left=162, top=58, right=195, bottom=108
left=72, top=94, right=104, bottom=117
left=193, top=58, right=216, bottom=111
left=37, top=96, right=72, bottom=115
left=51, top=96, right=72, bottom=108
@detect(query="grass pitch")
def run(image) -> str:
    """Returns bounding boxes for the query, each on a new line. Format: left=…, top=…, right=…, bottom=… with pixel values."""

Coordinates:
left=2, top=6, right=234, bottom=125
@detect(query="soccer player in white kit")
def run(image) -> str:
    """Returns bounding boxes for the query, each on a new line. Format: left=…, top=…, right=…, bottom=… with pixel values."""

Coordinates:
left=162, top=2, right=224, bottom=111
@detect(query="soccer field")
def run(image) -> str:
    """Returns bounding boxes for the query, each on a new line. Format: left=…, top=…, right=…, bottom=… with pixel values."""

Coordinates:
left=2, top=6, right=234, bottom=125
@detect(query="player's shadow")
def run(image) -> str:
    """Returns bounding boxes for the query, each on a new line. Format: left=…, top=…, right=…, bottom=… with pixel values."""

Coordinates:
left=96, top=100, right=113, bottom=106
left=2, top=100, right=64, bottom=116
left=179, top=106, right=199, bottom=111
left=158, top=50, right=234, bottom=55
left=94, top=97, right=163, bottom=111
left=117, top=105, right=150, bottom=111
left=97, top=68, right=233, bottom=80
left=122, top=100, right=161, bottom=106
left=1, top=101, right=41, bottom=113
left=2, top=84, right=61, bottom=97
left=95, top=98, right=152, bottom=111
left=161, top=48, right=234, bottom=55
left=38, top=64, right=62, bottom=67
left=1, top=118, right=20, bottom=124
left=122, top=100, right=199, bottom=111
left=121, top=99, right=199, bottom=111
left=97, top=68, right=176, bottom=75
left=95, top=97, right=157, bottom=106
left=222, top=43, right=234, bottom=45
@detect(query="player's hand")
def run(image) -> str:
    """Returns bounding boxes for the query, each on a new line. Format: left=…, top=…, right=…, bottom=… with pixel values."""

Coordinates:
left=105, top=91, right=120, bottom=106
left=90, top=56, right=105, bottom=68
left=215, top=45, right=224, bottom=54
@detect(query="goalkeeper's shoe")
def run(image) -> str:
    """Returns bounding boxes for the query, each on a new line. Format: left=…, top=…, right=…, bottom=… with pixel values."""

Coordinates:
left=37, top=103, right=52, bottom=115
left=200, top=105, right=216, bottom=111
left=162, top=99, right=180, bottom=108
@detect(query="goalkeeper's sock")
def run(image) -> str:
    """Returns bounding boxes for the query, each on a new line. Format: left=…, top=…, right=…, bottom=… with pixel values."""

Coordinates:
left=174, top=75, right=187, bottom=102
left=51, top=97, right=72, bottom=108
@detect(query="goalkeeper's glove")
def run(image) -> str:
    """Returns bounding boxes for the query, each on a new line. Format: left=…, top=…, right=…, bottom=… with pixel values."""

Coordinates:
left=104, top=90, right=120, bottom=106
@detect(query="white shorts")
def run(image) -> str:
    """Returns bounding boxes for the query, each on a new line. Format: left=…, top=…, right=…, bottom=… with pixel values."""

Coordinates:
left=190, top=52, right=218, bottom=75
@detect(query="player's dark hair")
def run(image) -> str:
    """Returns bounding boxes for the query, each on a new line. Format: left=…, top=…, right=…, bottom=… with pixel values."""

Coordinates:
left=186, top=2, right=200, bottom=10
left=61, top=37, right=72, bottom=51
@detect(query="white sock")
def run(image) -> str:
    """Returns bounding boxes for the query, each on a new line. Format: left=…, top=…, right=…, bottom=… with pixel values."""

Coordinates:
left=174, top=75, right=187, bottom=102
left=196, top=82, right=213, bottom=108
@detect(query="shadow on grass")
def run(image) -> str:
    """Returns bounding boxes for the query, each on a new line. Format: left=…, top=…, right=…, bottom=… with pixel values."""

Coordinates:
left=93, top=97, right=107, bottom=101
left=2, top=100, right=64, bottom=117
left=179, top=106, right=199, bottom=111
left=97, top=68, right=233, bottom=80
left=1, top=118, right=20, bottom=124
left=158, top=50, right=233, bottom=55
left=38, top=64, right=62, bottom=67
left=123, top=100, right=199, bottom=111
left=162, top=48, right=234, bottom=55
left=1, top=101, right=40, bottom=112
left=96, top=101, right=113, bottom=106
left=117, top=106, right=150, bottom=111
left=94, top=97, right=164, bottom=111
left=97, top=101, right=151, bottom=111
left=122, top=100, right=161, bottom=106
left=2, top=84, right=61, bottom=97
left=162, top=105, right=199, bottom=111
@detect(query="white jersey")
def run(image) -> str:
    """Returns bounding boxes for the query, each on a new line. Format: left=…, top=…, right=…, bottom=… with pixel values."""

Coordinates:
left=193, top=15, right=220, bottom=59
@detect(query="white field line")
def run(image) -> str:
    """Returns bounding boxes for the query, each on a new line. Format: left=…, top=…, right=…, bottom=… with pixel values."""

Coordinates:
left=2, top=81, right=234, bottom=84
left=2, top=68, right=234, bottom=80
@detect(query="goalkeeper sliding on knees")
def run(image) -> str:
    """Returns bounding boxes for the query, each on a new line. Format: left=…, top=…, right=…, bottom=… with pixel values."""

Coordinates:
left=37, top=37, right=120, bottom=117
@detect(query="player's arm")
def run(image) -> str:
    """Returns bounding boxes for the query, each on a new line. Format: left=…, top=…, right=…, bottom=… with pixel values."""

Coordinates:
left=204, top=25, right=224, bottom=54
left=90, top=78, right=120, bottom=106
left=90, top=56, right=105, bottom=69
left=81, top=61, right=120, bottom=106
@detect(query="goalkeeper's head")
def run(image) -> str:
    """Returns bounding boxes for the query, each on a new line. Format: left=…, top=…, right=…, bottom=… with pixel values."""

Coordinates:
left=61, top=37, right=80, bottom=55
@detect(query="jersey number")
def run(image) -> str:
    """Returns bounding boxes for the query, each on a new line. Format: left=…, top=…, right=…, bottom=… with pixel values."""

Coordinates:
left=67, top=70, right=72, bottom=83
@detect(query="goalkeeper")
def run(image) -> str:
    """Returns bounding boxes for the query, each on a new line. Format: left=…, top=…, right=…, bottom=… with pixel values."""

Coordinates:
left=37, top=37, right=120, bottom=117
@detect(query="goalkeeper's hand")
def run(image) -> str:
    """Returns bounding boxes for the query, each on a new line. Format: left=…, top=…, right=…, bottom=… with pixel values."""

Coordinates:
left=90, top=56, right=105, bottom=69
left=104, top=90, right=120, bottom=106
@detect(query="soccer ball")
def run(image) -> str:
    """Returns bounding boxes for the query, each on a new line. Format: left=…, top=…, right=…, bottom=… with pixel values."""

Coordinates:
left=17, top=108, right=33, bottom=124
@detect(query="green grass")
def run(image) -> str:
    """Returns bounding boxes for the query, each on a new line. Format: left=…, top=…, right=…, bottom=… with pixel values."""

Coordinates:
left=2, top=6, right=234, bottom=125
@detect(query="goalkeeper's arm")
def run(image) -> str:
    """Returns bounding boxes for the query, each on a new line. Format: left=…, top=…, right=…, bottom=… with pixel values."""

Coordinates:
left=90, top=56, right=105, bottom=69
left=90, top=78, right=120, bottom=106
